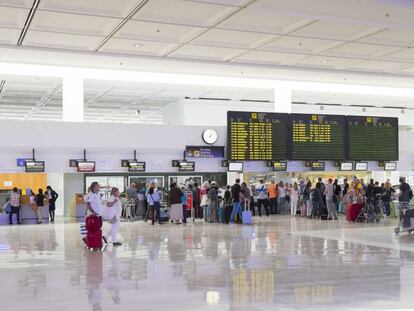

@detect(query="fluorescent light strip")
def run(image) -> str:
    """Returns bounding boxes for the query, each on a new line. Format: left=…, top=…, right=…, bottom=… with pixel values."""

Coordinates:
left=1, top=62, right=414, bottom=98
left=17, top=0, right=40, bottom=46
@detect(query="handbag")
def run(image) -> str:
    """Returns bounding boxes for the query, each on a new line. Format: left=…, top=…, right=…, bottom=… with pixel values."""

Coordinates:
left=4, top=202, right=11, bottom=214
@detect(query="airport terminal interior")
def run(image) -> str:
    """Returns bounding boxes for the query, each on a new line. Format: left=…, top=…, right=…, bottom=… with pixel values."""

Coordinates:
left=1, top=0, right=414, bottom=310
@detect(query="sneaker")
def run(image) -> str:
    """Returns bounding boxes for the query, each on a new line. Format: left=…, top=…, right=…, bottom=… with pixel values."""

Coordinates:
left=113, top=242, right=122, bottom=246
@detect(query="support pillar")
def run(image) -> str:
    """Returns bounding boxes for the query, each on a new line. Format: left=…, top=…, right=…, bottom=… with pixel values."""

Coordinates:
left=274, top=83, right=292, bottom=113
left=62, top=75, right=84, bottom=122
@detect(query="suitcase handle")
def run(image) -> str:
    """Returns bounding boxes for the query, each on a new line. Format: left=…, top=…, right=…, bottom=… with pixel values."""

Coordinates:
left=244, top=199, right=250, bottom=211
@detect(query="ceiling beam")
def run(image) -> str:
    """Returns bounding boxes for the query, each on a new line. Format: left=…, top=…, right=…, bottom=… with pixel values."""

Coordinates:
left=17, top=0, right=41, bottom=46
left=95, top=0, right=149, bottom=51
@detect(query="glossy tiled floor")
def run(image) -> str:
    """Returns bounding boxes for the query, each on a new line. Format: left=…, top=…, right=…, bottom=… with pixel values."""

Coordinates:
left=1, top=216, right=414, bottom=311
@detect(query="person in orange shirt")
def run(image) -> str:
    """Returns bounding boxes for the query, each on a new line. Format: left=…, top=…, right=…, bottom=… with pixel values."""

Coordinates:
left=267, top=180, right=278, bottom=214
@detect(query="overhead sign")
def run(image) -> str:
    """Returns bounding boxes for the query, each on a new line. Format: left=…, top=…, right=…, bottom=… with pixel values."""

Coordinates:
left=384, top=162, right=397, bottom=171
left=179, top=161, right=195, bottom=172
left=17, top=158, right=33, bottom=167
left=272, top=161, right=288, bottom=171
left=340, top=162, right=353, bottom=171
left=128, top=161, right=146, bottom=172
left=77, top=161, right=96, bottom=173
left=311, top=161, right=325, bottom=171
left=25, top=161, right=45, bottom=173
left=355, top=162, right=368, bottom=171
left=185, top=146, right=225, bottom=158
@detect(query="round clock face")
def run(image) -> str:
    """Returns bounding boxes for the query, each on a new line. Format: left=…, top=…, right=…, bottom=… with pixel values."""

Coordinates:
left=202, top=129, right=218, bottom=145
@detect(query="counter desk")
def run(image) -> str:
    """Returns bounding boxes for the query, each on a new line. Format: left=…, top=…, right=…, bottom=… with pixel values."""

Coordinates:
left=70, top=193, right=87, bottom=222
left=0, top=195, right=49, bottom=225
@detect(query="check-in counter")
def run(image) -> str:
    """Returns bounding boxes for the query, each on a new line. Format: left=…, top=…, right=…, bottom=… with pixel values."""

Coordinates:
left=70, top=193, right=87, bottom=221
left=21, top=195, right=49, bottom=224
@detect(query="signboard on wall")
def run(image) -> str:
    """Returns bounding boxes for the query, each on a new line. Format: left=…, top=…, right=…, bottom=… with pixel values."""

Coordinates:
left=128, top=161, right=146, bottom=172
left=185, top=146, right=225, bottom=158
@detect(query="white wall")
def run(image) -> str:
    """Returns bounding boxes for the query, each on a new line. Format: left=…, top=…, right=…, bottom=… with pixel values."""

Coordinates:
left=63, top=173, right=84, bottom=217
left=0, top=120, right=412, bottom=174
left=46, top=173, right=64, bottom=216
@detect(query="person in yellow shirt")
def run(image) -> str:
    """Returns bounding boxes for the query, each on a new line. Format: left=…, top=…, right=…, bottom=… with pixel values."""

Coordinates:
left=267, top=180, right=278, bottom=214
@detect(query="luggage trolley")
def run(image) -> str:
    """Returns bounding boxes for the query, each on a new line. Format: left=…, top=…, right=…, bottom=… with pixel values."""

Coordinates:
left=394, top=201, right=414, bottom=235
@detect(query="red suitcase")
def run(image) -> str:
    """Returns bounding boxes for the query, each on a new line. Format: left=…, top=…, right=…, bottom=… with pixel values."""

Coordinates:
left=86, top=229, right=103, bottom=249
left=85, top=215, right=102, bottom=232
left=346, top=203, right=364, bottom=222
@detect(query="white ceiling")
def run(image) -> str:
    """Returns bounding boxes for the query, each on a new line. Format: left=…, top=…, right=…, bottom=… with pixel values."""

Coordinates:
left=1, top=0, right=414, bottom=123
left=0, top=74, right=412, bottom=123
left=2, top=0, right=414, bottom=75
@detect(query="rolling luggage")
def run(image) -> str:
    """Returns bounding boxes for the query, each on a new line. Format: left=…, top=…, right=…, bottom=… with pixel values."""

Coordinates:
left=224, top=204, right=232, bottom=224
left=300, top=203, right=307, bottom=217
left=242, top=199, right=252, bottom=225
left=86, top=229, right=103, bottom=249
left=85, top=215, right=102, bottom=232
left=346, top=203, right=364, bottom=222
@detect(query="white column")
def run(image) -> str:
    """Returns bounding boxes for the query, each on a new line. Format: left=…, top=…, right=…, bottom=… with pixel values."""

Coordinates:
left=274, top=83, right=292, bottom=113
left=62, top=75, right=84, bottom=122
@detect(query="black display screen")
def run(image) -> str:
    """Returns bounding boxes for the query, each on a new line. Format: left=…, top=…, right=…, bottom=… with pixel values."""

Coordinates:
left=347, top=116, right=398, bottom=161
left=25, top=161, right=45, bottom=173
left=227, top=111, right=288, bottom=161
left=128, top=161, right=146, bottom=172
left=290, top=114, right=346, bottom=160
left=179, top=161, right=195, bottom=172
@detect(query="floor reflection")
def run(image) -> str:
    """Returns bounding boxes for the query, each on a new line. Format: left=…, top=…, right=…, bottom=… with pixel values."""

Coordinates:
left=0, top=217, right=411, bottom=310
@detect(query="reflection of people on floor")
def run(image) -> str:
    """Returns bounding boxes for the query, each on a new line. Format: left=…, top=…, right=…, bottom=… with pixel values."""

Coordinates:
left=106, top=246, right=121, bottom=305
left=86, top=251, right=103, bottom=311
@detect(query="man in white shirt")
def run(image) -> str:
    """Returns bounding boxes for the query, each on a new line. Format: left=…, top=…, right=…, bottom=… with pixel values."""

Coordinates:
left=85, top=182, right=107, bottom=244
left=255, top=180, right=270, bottom=217
left=325, top=178, right=337, bottom=220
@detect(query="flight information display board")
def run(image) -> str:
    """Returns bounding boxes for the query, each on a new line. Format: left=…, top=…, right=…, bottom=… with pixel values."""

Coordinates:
left=347, top=116, right=398, bottom=161
left=227, top=111, right=288, bottom=161
left=290, top=114, right=346, bottom=160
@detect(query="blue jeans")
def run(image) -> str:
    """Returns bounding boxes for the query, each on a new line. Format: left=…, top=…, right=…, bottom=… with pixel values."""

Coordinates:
left=229, top=202, right=242, bottom=224
left=383, top=201, right=390, bottom=216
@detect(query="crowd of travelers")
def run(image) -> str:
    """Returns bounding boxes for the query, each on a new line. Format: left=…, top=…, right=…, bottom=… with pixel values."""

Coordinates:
left=120, top=176, right=412, bottom=225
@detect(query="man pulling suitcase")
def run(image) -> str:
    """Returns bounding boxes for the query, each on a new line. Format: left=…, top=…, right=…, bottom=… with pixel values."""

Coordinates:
left=84, top=182, right=108, bottom=251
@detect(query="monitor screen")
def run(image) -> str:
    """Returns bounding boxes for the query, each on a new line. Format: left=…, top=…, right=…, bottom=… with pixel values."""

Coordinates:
left=340, top=162, right=353, bottom=171
left=290, top=113, right=346, bottom=160
left=384, top=162, right=397, bottom=171
left=311, top=161, right=325, bottom=171
left=25, top=161, right=45, bottom=173
left=272, top=161, right=288, bottom=171
left=128, top=161, right=146, bottom=172
left=355, top=162, right=368, bottom=171
left=77, top=161, right=96, bottom=173
left=228, top=162, right=243, bottom=172
left=178, top=161, right=195, bottom=172
left=347, top=116, right=398, bottom=161
left=227, top=111, right=289, bottom=161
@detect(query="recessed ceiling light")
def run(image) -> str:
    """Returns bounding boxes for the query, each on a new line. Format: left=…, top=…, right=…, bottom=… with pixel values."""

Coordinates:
left=133, top=43, right=144, bottom=48
left=320, top=60, right=329, bottom=64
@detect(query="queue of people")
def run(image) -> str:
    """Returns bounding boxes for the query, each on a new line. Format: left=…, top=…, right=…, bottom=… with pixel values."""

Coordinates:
left=6, top=186, right=59, bottom=225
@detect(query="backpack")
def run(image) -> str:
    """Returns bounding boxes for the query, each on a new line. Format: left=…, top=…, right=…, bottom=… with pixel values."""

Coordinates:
left=409, top=189, right=413, bottom=200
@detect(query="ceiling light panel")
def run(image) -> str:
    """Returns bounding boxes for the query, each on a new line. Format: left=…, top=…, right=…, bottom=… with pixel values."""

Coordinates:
left=321, top=42, right=402, bottom=59
left=169, top=44, right=247, bottom=61
left=23, top=30, right=105, bottom=50
left=30, top=10, right=123, bottom=36
left=0, top=6, right=29, bottom=28
left=260, top=36, right=342, bottom=54
left=292, top=20, right=381, bottom=41
left=232, top=50, right=307, bottom=65
left=37, top=0, right=140, bottom=18
left=115, top=20, right=204, bottom=43
left=191, top=29, right=277, bottom=49
left=218, top=5, right=309, bottom=33
left=100, top=38, right=178, bottom=56
left=132, top=0, right=238, bottom=27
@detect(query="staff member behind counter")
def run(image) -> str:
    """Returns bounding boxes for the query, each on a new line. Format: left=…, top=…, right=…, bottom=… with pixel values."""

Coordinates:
left=85, top=182, right=108, bottom=245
